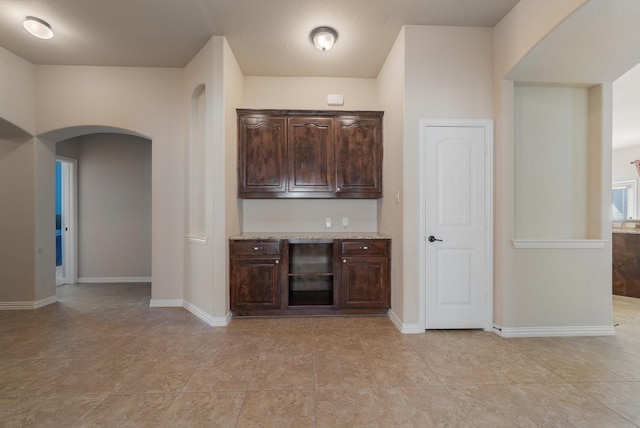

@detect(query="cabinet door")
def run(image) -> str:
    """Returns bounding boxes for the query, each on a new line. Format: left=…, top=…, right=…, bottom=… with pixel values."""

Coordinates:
left=335, top=116, right=382, bottom=198
left=287, top=117, right=335, bottom=195
left=339, top=256, right=389, bottom=309
left=230, top=257, right=282, bottom=310
left=238, top=115, right=286, bottom=197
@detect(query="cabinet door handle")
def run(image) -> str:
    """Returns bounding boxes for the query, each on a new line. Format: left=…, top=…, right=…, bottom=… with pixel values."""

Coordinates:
left=275, top=260, right=279, bottom=264
left=343, top=259, right=347, bottom=263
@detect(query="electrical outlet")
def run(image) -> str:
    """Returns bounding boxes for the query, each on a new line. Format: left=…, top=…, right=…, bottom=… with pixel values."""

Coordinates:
left=342, top=217, right=349, bottom=228
left=325, top=218, right=331, bottom=228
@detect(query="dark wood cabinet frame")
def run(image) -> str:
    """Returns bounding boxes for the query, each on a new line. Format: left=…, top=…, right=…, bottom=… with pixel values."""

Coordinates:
left=230, top=238, right=390, bottom=316
left=237, top=109, right=383, bottom=199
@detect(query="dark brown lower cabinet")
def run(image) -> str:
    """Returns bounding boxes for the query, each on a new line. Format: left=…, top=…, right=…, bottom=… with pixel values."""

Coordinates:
left=229, top=240, right=284, bottom=315
left=229, top=238, right=390, bottom=316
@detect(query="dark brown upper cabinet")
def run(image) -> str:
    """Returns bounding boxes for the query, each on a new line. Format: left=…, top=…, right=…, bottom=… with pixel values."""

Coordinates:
left=335, top=115, right=382, bottom=198
left=237, top=109, right=383, bottom=199
left=287, top=117, right=335, bottom=196
left=238, top=114, right=287, bottom=196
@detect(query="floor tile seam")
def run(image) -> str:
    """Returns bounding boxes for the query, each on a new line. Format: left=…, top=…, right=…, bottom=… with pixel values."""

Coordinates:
left=437, top=384, right=478, bottom=427
left=517, top=354, right=622, bottom=383
left=545, top=382, right=640, bottom=427
left=245, top=350, right=265, bottom=393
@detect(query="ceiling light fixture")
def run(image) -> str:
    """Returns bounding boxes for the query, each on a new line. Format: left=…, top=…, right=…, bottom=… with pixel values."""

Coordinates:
left=310, top=26, right=338, bottom=51
left=23, top=16, right=54, bottom=40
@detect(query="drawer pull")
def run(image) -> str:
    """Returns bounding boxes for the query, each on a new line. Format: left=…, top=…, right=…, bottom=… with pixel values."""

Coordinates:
left=361, top=246, right=369, bottom=250
left=275, top=260, right=279, bottom=264
left=253, top=246, right=262, bottom=251
left=343, top=259, right=347, bottom=263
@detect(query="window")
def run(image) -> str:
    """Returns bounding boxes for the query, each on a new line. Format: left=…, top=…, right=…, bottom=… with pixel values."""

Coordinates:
left=612, top=180, right=637, bottom=220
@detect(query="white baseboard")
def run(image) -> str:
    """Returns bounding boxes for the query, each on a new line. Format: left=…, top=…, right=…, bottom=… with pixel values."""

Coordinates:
left=388, top=309, right=422, bottom=334
left=183, top=300, right=231, bottom=327
left=149, top=299, right=230, bottom=327
left=77, top=277, right=152, bottom=284
left=494, top=324, right=616, bottom=338
left=149, top=299, right=184, bottom=307
left=0, top=295, right=57, bottom=310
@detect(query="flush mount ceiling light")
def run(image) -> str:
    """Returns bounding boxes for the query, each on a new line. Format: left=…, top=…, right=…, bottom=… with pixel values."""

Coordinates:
left=310, top=26, right=338, bottom=51
left=23, top=16, right=54, bottom=40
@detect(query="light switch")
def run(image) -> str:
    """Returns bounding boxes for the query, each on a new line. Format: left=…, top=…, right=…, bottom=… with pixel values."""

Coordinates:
left=342, top=217, right=349, bottom=228
left=325, top=218, right=331, bottom=228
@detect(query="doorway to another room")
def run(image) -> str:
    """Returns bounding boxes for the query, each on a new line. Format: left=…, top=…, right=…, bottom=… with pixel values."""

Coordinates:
left=55, top=156, right=77, bottom=286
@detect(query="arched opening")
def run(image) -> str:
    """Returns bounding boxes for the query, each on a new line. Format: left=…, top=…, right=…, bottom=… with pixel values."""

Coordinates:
left=44, top=126, right=152, bottom=299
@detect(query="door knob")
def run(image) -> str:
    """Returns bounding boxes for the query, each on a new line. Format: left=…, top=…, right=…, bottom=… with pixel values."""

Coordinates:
left=428, top=236, right=443, bottom=243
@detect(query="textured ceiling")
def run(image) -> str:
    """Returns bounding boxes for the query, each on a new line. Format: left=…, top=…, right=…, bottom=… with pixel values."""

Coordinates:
left=0, top=0, right=520, bottom=77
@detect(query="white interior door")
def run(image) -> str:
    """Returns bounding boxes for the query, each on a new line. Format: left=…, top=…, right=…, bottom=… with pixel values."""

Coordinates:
left=422, top=121, right=492, bottom=330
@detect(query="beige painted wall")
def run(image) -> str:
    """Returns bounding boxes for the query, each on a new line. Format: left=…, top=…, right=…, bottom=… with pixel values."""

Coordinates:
left=377, top=27, right=406, bottom=321
left=0, top=49, right=39, bottom=303
left=34, top=65, right=184, bottom=302
left=493, top=0, right=613, bottom=330
left=57, top=134, right=152, bottom=280
left=222, top=37, right=245, bottom=315
left=0, top=47, right=35, bottom=135
left=0, top=138, right=36, bottom=301
left=241, top=76, right=380, bottom=233
left=514, top=85, right=590, bottom=239
left=402, top=25, right=495, bottom=326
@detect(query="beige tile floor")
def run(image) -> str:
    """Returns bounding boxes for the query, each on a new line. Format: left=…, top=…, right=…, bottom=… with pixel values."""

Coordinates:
left=1, top=283, right=640, bottom=427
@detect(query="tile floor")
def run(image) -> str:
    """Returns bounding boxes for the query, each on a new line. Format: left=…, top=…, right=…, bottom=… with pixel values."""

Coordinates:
left=1, top=283, right=640, bottom=427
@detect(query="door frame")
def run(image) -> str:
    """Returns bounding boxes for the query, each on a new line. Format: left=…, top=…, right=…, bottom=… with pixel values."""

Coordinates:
left=418, top=119, right=494, bottom=331
left=56, top=156, right=78, bottom=285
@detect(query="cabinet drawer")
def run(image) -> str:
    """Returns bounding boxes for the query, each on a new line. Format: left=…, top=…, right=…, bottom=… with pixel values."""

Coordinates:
left=340, top=240, right=389, bottom=256
left=232, top=240, right=281, bottom=256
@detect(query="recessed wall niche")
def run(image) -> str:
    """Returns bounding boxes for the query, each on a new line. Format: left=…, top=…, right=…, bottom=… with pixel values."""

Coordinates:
left=188, top=84, right=206, bottom=238
left=514, top=83, right=603, bottom=240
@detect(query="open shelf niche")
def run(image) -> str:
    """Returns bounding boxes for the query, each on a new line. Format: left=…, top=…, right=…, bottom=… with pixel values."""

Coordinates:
left=288, top=241, right=334, bottom=306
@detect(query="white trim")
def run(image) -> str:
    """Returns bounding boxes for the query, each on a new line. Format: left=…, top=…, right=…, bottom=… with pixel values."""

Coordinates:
left=149, top=299, right=183, bottom=307
left=388, top=309, right=422, bottom=334
left=0, top=295, right=57, bottom=310
left=512, top=239, right=607, bottom=249
left=78, top=277, right=152, bottom=284
left=419, top=119, right=494, bottom=331
left=148, top=299, right=230, bottom=326
left=494, top=324, right=616, bottom=338
left=183, top=300, right=231, bottom=326
left=186, top=235, right=208, bottom=244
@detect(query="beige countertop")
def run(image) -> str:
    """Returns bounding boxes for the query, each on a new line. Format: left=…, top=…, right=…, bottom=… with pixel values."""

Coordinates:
left=613, top=221, right=640, bottom=234
left=613, top=229, right=640, bottom=234
left=229, top=232, right=391, bottom=240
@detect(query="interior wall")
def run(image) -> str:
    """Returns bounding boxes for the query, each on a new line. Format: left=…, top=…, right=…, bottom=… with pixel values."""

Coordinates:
left=0, top=47, right=35, bottom=135
left=180, top=35, right=243, bottom=320
left=402, top=25, right=495, bottom=326
left=241, top=76, right=380, bottom=233
left=34, top=138, right=56, bottom=300
left=0, top=137, right=36, bottom=301
left=514, top=84, right=590, bottom=239
left=0, top=48, right=39, bottom=304
left=56, top=133, right=152, bottom=280
left=221, top=37, right=244, bottom=315
left=35, top=65, right=184, bottom=301
left=376, top=27, right=406, bottom=322
left=493, top=0, right=613, bottom=331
